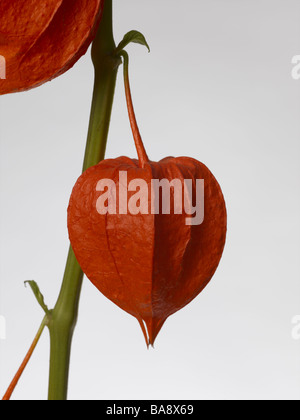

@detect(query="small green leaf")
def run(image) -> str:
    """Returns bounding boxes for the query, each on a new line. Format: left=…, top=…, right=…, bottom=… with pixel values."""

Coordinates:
left=25, top=281, right=50, bottom=315
left=116, top=30, right=150, bottom=54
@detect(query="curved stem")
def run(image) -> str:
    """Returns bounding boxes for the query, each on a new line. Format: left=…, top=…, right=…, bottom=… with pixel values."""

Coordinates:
left=2, top=316, right=48, bottom=401
left=47, top=0, right=120, bottom=400
left=119, top=50, right=149, bottom=168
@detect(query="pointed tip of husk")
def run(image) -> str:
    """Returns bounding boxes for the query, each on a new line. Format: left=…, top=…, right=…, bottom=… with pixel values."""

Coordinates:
left=137, top=316, right=167, bottom=348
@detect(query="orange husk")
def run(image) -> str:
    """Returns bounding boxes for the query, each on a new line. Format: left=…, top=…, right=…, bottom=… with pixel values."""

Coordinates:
left=0, top=0, right=104, bottom=94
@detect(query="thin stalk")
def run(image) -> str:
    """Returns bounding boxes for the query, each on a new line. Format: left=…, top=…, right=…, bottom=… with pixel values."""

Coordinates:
left=2, top=316, right=48, bottom=401
left=119, top=50, right=149, bottom=168
left=47, top=0, right=120, bottom=400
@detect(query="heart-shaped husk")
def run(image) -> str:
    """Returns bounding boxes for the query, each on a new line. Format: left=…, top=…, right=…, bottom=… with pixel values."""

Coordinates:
left=68, top=155, right=227, bottom=346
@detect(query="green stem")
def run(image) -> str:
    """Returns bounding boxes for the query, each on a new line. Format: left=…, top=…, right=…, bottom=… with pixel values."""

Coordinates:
left=47, top=0, right=120, bottom=400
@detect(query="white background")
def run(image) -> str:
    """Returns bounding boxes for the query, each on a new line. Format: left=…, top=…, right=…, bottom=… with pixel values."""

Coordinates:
left=0, top=0, right=300, bottom=400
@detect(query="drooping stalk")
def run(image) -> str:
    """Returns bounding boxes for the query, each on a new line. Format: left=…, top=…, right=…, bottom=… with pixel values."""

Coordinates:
left=47, top=0, right=121, bottom=400
left=119, top=50, right=149, bottom=168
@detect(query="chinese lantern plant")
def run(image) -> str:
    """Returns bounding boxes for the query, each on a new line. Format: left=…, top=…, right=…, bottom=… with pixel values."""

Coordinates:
left=68, top=49, right=227, bottom=347
left=1, top=0, right=227, bottom=401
